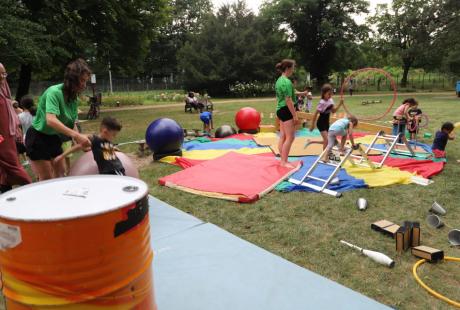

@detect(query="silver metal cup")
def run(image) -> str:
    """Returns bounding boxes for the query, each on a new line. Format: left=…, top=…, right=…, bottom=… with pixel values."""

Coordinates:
left=448, top=229, right=460, bottom=246
left=426, top=214, right=444, bottom=229
left=356, top=198, right=367, bottom=211
left=429, top=201, right=447, bottom=216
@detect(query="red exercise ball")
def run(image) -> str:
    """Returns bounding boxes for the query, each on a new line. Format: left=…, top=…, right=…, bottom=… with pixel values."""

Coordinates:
left=235, top=107, right=261, bottom=132
left=69, top=151, right=139, bottom=178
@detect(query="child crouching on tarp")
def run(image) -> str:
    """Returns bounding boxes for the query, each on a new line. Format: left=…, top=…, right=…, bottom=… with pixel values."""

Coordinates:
left=321, top=115, right=358, bottom=162
left=431, top=122, right=455, bottom=158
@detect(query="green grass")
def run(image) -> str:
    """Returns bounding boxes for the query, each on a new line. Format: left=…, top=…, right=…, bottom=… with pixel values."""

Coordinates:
left=5, top=93, right=459, bottom=309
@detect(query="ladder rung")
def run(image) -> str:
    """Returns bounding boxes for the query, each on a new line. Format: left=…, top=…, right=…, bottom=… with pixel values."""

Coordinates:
left=307, top=175, right=327, bottom=182
left=320, top=161, right=340, bottom=167
left=369, top=147, right=387, bottom=152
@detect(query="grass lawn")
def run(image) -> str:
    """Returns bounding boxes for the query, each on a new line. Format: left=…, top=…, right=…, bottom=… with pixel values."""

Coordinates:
left=5, top=93, right=459, bottom=309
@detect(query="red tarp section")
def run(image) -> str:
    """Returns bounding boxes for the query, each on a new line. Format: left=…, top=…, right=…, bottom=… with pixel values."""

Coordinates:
left=160, top=152, right=301, bottom=202
left=370, top=156, right=445, bottom=178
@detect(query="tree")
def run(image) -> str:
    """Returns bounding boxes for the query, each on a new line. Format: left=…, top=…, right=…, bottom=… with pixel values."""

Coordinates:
left=144, top=0, right=213, bottom=79
left=3, top=0, right=168, bottom=98
left=0, top=0, right=51, bottom=99
left=371, top=0, right=451, bottom=87
left=177, top=1, right=286, bottom=94
left=263, top=0, right=369, bottom=86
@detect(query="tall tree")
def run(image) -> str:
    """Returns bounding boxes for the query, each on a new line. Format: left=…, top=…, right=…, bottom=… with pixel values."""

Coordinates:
left=5, top=0, right=168, bottom=98
left=263, top=0, right=368, bottom=86
left=371, top=0, right=451, bottom=87
left=144, top=0, right=213, bottom=78
left=177, top=1, right=286, bottom=94
left=0, top=0, right=51, bottom=99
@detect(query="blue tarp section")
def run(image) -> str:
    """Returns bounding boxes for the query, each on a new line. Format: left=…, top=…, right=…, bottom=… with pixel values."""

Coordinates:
left=277, top=156, right=368, bottom=193
left=183, top=138, right=260, bottom=151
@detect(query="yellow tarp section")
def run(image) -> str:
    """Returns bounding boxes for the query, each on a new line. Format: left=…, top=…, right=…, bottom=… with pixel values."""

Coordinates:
left=342, top=162, right=413, bottom=187
left=158, top=147, right=272, bottom=164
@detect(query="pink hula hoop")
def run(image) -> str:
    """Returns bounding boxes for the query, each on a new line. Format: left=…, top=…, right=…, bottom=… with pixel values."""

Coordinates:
left=340, top=68, right=398, bottom=121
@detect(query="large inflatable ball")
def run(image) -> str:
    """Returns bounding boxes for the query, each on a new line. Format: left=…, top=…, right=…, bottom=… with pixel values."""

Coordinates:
left=69, top=151, right=139, bottom=178
left=215, top=125, right=237, bottom=138
left=145, top=118, right=184, bottom=160
left=235, top=107, right=261, bottom=134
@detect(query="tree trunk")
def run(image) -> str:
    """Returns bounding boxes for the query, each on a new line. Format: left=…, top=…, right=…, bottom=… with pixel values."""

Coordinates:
left=15, top=64, right=32, bottom=101
left=401, top=59, right=411, bottom=88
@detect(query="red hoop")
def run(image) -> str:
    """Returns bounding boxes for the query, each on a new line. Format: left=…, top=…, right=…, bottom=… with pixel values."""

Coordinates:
left=340, top=68, right=398, bottom=121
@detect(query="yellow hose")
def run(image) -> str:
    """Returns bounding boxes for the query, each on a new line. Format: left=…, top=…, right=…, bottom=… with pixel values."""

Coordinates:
left=412, top=256, right=460, bottom=308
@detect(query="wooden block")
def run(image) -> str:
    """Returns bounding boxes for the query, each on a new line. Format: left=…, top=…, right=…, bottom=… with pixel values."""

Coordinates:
left=371, top=220, right=395, bottom=232
left=396, top=227, right=405, bottom=253
left=259, top=125, right=276, bottom=133
left=403, top=222, right=411, bottom=250
left=411, top=246, right=444, bottom=262
left=411, top=222, right=421, bottom=247
left=383, top=224, right=401, bottom=238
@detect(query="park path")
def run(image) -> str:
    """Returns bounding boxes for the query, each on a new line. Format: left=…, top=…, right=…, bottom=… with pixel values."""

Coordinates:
left=101, top=91, right=455, bottom=113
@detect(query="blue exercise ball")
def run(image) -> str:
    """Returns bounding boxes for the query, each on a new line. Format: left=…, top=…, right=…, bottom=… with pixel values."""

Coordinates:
left=145, top=118, right=184, bottom=160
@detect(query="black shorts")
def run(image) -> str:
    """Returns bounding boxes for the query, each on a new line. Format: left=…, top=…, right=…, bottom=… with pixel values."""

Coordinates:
left=317, top=113, right=330, bottom=132
left=276, top=106, right=293, bottom=122
left=15, top=141, right=26, bottom=154
left=25, top=127, right=63, bottom=161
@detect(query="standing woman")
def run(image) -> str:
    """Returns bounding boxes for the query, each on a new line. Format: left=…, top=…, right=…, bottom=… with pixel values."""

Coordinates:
left=276, top=59, right=301, bottom=168
left=0, top=63, right=32, bottom=192
left=26, top=59, right=91, bottom=180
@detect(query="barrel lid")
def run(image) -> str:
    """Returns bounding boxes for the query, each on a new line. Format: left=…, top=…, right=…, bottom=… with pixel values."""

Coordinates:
left=0, top=176, right=148, bottom=221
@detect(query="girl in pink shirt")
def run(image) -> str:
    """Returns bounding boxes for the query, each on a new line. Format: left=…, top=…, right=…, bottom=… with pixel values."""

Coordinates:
left=392, top=98, right=418, bottom=143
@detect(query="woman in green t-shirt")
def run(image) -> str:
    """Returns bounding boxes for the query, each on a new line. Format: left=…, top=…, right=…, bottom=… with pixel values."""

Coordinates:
left=25, top=59, right=92, bottom=180
left=275, top=59, right=306, bottom=168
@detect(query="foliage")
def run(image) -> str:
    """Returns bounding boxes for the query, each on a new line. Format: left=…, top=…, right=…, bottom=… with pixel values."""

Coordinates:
left=177, top=0, right=286, bottom=95
left=370, top=0, right=453, bottom=87
left=0, top=0, right=50, bottom=69
left=229, top=81, right=274, bottom=97
left=263, top=0, right=369, bottom=86
left=144, top=0, right=213, bottom=78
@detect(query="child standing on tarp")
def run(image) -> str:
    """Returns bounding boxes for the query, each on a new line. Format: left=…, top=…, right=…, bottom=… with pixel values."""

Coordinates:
left=199, top=111, right=213, bottom=136
left=432, top=122, right=455, bottom=158
left=321, top=115, right=358, bottom=162
left=55, top=116, right=126, bottom=175
left=392, top=98, right=418, bottom=143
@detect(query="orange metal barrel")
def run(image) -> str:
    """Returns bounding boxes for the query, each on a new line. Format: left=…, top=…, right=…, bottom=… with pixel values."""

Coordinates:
left=0, top=176, right=156, bottom=309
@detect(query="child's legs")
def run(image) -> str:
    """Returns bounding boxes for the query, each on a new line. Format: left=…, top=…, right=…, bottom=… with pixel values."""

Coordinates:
left=320, top=130, right=328, bottom=150
left=340, top=134, right=347, bottom=150
left=392, top=123, right=399, bottom=136
left=280, top=120, right=295, bottom=164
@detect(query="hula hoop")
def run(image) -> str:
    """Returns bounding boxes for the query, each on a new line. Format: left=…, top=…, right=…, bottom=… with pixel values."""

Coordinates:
left=412, top=257, right=460, bottom=308
left=340, top=68, right=398, bottom=121
left=407, top=114, right=429, bottom=132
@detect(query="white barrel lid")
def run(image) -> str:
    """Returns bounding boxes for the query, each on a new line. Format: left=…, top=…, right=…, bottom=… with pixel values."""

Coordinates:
left=0, top=176, right=148, bottom=221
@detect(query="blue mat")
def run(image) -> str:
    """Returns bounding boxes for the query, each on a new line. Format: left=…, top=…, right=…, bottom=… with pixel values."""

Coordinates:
left=149, top=196, right=389, bottom=310
left=277, top=156, right=367, bottom=193
left=183, top=138, right=260, bottom=151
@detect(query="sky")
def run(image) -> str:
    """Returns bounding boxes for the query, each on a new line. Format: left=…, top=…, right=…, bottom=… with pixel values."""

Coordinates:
left=211, top=0, right=392, bottom=24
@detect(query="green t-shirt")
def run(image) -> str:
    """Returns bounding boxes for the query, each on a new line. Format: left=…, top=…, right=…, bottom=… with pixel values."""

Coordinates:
left=275, top=76, right=295, bottom=111
left=32, top=84, right=78, bottom=135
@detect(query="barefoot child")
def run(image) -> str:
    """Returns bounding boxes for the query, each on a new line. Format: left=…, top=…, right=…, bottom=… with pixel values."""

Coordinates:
left=309, top=84, right=343, bottom=149
left=431, top=122, right=455, bottom=158
left=55, top=116, right=125, bottom=175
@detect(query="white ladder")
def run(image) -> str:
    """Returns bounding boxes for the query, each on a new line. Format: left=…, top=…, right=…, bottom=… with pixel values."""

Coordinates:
left=360, top=131, right=415, bottom=168
left=288, top=146, right=356, bottom=197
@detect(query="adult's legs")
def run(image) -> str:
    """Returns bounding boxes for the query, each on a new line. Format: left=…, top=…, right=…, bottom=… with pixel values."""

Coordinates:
left=278, top=120, right=286, bottom=157
left=31, top=160, right=55, bottom=181
left=280, top=119, right=295, bottom=167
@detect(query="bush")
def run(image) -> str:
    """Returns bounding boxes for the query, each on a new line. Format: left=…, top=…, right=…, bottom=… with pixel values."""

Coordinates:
left=101, top=96, right=144, bottom=107
left=145, top=92, right=186, bottom=102
left=229, top=81, right=274, bottom=97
